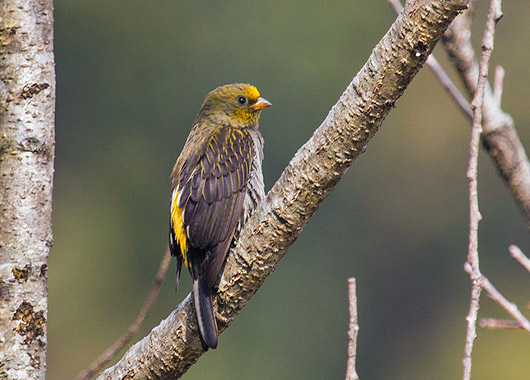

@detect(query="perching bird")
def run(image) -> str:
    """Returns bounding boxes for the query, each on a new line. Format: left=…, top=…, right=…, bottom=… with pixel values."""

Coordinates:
left=170, top=83, right=270, bottom=349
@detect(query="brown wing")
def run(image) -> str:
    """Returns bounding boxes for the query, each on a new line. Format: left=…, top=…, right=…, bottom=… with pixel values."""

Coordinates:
left=173, top=125, right=254, bottom=286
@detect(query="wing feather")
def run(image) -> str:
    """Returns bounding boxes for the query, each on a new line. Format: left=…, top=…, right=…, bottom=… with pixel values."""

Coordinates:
left=203, top=189, right=247, bottom=286
left=173, top=124, right=254, bottom=265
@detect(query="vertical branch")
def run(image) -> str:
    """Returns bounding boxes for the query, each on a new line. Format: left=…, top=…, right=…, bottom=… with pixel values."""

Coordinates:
left=0, top=1, right=55, bottom=379
left=462, top=1, right=502, bottom=380
left=346, top=278, right=359, bottom=380
left=462, top=274, right=481, bottom=380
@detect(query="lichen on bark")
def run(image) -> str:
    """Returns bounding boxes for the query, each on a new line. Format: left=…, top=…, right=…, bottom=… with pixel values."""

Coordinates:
left=0, top=1, right=55, bottom=379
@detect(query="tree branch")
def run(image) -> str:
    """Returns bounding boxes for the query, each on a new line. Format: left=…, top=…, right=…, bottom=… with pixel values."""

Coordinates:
left=492, top=65, right=505, bottom=107
left=462, top=2, right=502, bottom=379
left=0, top=1, right=55, bottom=379
left=442, top=3, right=530, bottom=230
left=345, top=278, right=359, bottom=380
left=476, top=245, right=530, bottom=333
left=479, top=318, right=521, bottom=330
left=480, top=272, right=530, bottom=333
left=509, top=245, right=530, bottom=274
left=98, top=0, right=467, bottom=378
left=387, top=0, right=473, bottom=119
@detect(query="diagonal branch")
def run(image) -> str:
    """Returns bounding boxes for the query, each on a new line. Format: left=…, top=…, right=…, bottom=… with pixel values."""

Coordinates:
left=477, top=246, right=530, bottom=332
left=97, top=0, right=467, bottom=378
left=480, top=273, right=530, bottom=333
left=509, top=245, right=530, bottom=274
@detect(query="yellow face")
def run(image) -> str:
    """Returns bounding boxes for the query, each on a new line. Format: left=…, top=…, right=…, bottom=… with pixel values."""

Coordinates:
left=200, top=83, right=271, bottom=128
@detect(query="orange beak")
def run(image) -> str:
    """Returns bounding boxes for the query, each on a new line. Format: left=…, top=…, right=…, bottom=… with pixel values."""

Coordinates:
left=251, top=97, right=272, bottom=111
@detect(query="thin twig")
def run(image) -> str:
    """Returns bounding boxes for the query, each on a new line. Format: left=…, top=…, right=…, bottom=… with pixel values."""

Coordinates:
left=493, top=66, right=505, bottom=107
left=346, top=278, right=360, bottom=380
left=386, top=0, right=473, bottom=119
left=462, top=1, right=503, bottom=379
left=509, top=245, right=530, bottom=274
left=479, top=318, right=521, bottom=329
left=427, top=56, right=474, bottom=118
left=76, top=247, right=172, bottom=380
left=463, top=264, right=482, bottom=380
left=477, top=246, right=530, bottom=333
left=480, top=274, right=530, bottom=333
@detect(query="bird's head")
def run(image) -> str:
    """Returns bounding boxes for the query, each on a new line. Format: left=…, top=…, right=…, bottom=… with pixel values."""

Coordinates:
left=198, top=83, right=271, bottom=128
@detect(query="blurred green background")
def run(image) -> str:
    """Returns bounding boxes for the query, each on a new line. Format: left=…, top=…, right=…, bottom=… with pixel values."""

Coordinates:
left=49, top=1, right=530, bottom=379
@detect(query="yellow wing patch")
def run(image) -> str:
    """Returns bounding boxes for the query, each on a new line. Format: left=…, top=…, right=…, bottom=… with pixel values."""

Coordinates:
left=171, top=190, right=190, bottom=269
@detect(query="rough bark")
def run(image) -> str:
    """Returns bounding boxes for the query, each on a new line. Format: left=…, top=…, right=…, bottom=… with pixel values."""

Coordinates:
left=443, top=10, right=530, bottom=229
left=0, top=1, right=55, bottom=379
left=98, top=0, right=467, bottom=378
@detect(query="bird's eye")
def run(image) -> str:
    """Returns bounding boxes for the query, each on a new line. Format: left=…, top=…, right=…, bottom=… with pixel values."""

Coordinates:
left=236, top=96, right=247, bottom=104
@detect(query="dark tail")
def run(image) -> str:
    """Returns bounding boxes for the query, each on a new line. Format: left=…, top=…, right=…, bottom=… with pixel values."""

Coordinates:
left=193, top=276, right=218, bottom=349
left=175, top=254, right=182, bottom=292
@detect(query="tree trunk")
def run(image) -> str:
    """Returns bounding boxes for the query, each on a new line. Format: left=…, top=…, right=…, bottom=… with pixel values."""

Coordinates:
left=0, top=1, right=55, bottom=379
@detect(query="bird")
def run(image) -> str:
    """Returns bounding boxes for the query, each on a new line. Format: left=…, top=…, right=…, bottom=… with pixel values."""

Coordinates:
left=169, top=83, right=271, bottom=350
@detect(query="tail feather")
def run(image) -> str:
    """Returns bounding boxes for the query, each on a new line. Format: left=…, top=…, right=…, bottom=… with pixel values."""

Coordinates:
left=193, top=276, right=218, bottom=349
left=175, top=254, right=183, bottom=292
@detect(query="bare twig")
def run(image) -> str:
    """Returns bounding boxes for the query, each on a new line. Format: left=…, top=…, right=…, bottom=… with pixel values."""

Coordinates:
left=477, top=246, right=530, bottom=332
left=462, top=1, right=502, bottom=379
left=509, top=245, right=530, bottom=274
left=480, top=274, right=530, bottom=333
left=479, top=318, right=521, bottom=329
left=426, top=56, right=474, bottom=118
left=387, top=0, right=473, bottom=119
left=346, top=278, right=359, bottom=380
left=493, top=66, right=505, bottom=107
left=462, top=265, right=482, bottom=380
left=76, top=247, right=172, bottom=380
